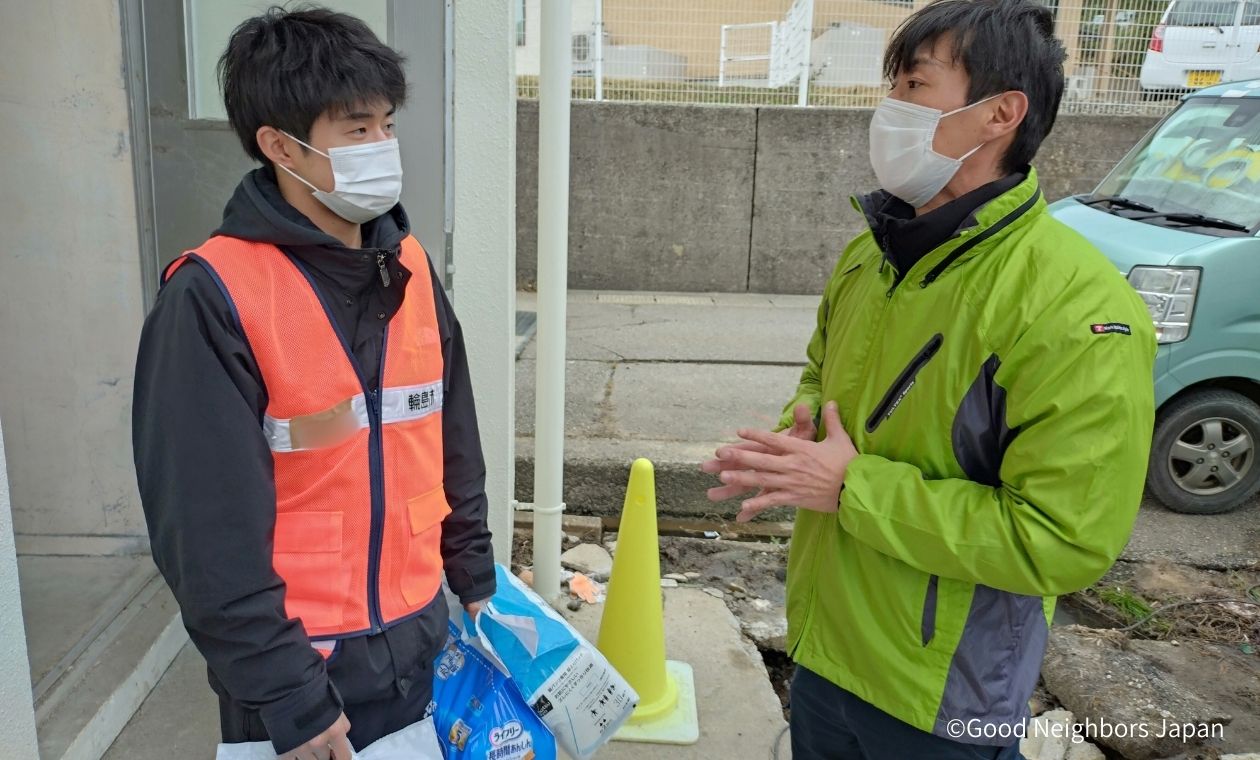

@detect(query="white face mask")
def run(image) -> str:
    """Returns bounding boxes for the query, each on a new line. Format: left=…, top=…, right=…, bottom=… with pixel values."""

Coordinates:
left=868, top=95, right=997, bottom=209
left=279, top=132, right=403, bottom=224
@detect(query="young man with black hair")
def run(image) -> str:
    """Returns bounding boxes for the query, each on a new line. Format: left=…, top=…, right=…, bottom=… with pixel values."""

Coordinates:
left=703, top=1, right=1155, bottom=758
left=132, top=8, right=494, bottom=759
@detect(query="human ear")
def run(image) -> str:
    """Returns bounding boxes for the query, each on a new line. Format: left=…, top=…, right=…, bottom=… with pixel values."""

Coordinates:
left=256, top=126, right=297, bottom=168
left=987, top=91, right=1029, bottom=141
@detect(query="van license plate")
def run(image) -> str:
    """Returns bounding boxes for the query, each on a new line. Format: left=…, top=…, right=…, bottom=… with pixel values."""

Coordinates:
left=1187, top=70, right=1223, bottom=88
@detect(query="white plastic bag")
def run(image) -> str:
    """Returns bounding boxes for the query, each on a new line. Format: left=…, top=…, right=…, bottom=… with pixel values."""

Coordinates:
left=454, top=566, right=639, bottom=760
left=214, top=716, right=441, bottom=760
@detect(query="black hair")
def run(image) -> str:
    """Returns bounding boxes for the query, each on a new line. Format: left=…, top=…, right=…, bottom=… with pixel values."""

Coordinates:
left=218, top=5, right=407, bottom=163
left=883, top=0, right=1066, bottom=172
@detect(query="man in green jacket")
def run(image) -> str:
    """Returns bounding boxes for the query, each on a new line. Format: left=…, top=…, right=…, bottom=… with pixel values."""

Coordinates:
left=702, top=1, right=1155, bottom=757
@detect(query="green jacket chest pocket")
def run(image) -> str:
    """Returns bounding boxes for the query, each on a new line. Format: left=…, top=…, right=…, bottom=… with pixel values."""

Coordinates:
left=865, top=333, right=944, bottom=434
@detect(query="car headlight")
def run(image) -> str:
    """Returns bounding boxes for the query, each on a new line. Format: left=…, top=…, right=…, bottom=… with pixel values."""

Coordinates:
left=1127, top=266, right=1200, bottom=344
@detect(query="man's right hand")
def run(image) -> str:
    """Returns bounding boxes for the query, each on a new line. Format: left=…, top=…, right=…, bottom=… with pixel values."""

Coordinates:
left=280, top=712, right=352, bottom=760
left=701, top=403, right=818, bottom=502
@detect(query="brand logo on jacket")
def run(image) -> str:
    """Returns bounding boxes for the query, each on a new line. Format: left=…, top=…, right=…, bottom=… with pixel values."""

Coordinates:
left=886, top=379, right=916, bottom=418
left=1091, top=323, right=1131, bottom=335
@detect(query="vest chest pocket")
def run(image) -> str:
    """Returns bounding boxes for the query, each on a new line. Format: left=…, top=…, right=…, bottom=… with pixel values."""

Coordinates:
left=272, top=511, right=347, bottom=628
left=402, top=485, right=452, bottom=606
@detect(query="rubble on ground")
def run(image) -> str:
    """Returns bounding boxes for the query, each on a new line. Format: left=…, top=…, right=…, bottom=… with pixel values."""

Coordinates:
left=512, top=528, right=1260, bottom=759
left=1041, top=626, right=1232, bottom=759
left=1019, top=710, right=1105, bottom=760
left=559, top=543, right=612, bottom=582
left=730, top=596, right=788, bottom=652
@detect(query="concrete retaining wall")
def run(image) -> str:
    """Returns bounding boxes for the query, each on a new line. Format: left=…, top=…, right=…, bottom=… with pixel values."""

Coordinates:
left=517, top=100, right=1160, bottom=294
left=517, top=101, right=759, bottom=292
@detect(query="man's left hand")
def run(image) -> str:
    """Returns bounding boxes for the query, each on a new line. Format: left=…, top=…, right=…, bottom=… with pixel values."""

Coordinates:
left=703, top=401, right=858, bottom=523
left=463, top=599, right=488, bottom=618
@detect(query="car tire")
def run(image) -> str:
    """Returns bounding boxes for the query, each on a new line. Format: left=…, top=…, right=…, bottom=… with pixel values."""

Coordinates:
left=1148, top=388, right=1260, bottom=515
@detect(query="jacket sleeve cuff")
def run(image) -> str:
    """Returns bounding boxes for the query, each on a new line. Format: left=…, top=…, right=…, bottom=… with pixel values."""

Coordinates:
left=258, top=674, right=344, bottom=754
left=446, top=560, right=497, bottom=604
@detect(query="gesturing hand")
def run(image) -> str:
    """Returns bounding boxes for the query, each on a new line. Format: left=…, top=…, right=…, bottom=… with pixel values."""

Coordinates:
left=701, top=401, right=858, bottom=523
left=700, top=403, right=818, bottom=503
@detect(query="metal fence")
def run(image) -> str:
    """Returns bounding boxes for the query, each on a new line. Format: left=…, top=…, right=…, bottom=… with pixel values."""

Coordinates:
left=514, top=0, right=1236, bottom=115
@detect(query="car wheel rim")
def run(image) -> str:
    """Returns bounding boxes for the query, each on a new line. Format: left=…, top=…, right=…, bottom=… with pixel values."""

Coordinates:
left=1167, top=416, right=1255, bottom=496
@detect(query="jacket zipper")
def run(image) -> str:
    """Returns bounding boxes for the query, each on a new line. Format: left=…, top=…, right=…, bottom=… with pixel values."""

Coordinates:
left=865, top=333, right=944, bottom=434
left=376, top=249, right=392, bottom=287
left=365, top=327, right=390, bottom=634
left=365, top=250, right=398, bottom=633
left=282, top=253, right=396, bottom=635
left=791, top=252, right=901, bottom=655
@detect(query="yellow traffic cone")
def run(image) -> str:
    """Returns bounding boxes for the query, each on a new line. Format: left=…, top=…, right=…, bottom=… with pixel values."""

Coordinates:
left=597, top=458, right=700, bottom=745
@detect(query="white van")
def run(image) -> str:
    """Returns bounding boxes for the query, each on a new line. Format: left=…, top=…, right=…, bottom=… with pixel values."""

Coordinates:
left=1140, top=0, right=1260, bottom=93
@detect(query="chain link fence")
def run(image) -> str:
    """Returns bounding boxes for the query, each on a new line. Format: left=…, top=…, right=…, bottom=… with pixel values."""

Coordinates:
left=515, top=0, right=1258, bottom=115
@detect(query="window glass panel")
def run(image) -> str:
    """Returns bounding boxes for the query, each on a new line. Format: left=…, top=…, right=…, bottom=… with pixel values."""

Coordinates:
left=1242, top=0, right=1260, bottom=25
left=1166, top=0, right=1241, bottom=27
left=186, top=0, right=388, bottom=120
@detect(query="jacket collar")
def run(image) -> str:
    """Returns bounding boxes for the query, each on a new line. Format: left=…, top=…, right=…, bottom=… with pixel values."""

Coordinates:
left=852, top=167, right=1046, bottom=288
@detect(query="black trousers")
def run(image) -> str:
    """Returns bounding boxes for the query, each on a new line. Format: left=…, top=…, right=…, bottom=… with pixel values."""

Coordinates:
left=790, top=666, right=1026, bottom=760
left=217, top=675, right=434, bottom=752
left=217, top=601, right=448, bottom=752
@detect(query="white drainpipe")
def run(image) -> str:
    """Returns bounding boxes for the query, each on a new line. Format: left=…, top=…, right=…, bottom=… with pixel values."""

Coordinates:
left=532, top=0, right=572, bottom=601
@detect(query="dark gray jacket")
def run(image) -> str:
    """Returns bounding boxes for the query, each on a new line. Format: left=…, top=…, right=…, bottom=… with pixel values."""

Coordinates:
left=132, top=167, right=495, bottom=753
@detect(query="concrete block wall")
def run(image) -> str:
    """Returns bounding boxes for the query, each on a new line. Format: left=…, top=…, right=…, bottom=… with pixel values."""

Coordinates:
left=750, top=107, right=875, bottom=294
left=517, top=100, right=1160, bottom=294
left=517, top=101, right=759, bottom=292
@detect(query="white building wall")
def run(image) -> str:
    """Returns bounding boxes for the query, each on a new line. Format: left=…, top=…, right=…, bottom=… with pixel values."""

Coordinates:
left=515, top=0, right=599, bottom=78
left=0, top=0, right=148, bottom=548
left=453, top=0, right=519, bottom=564
left=0, top=419, right=39, bottom=758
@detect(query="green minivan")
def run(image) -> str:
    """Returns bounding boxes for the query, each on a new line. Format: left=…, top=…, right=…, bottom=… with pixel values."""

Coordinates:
left=1049, top=80, right=1260, bottom=514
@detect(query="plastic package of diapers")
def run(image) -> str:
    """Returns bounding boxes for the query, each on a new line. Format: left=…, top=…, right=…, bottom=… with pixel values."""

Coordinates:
left=432, top=620, right=557, bottom=760
left=457, top=565, right=639, bottom=760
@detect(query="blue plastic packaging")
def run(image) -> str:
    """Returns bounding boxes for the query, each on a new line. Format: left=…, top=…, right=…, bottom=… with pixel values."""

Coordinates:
left=431, top=621, right=557, bottom=760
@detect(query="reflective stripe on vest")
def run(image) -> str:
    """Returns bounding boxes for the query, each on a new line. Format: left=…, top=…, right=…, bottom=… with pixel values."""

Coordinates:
left=170, top=235, right=449, bottom=640
left=262, top=381, right=443, bottom=453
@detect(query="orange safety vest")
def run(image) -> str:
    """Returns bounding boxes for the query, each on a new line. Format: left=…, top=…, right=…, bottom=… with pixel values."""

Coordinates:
left=164, top=235, right=450, bottom=643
